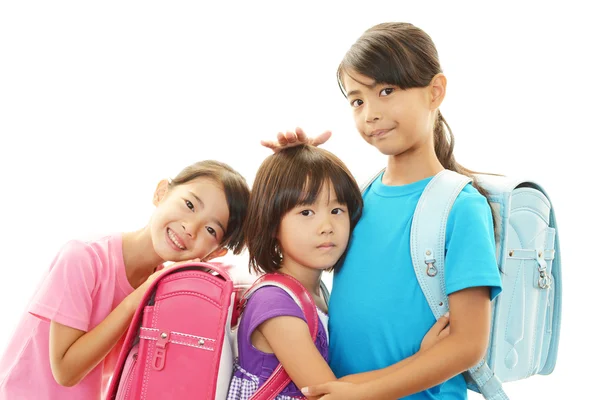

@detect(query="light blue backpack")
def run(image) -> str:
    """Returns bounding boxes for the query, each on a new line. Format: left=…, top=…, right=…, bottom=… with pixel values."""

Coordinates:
left=364, top=169, right=561, bottom=400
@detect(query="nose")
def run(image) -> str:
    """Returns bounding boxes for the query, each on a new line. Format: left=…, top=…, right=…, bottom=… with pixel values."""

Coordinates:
left=181, top=221, right=198, bottom=239
left=319, top=216, right=334, bottom=235
left=365, top=103, right=382, bottom=123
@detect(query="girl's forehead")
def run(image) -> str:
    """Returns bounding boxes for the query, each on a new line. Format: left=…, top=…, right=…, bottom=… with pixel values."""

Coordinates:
left=298, top=179, right=338, bottom=203
left=178, top=176, right=223, bottom=191
left=342, top=70, right=378, bottom=92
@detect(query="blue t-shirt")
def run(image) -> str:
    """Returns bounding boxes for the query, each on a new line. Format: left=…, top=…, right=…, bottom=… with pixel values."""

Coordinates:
left=328, top=173, right=502, bottom=400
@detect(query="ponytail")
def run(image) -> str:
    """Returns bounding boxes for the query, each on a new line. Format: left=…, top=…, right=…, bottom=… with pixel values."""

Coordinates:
left=434, top=111, right=498, bottom=236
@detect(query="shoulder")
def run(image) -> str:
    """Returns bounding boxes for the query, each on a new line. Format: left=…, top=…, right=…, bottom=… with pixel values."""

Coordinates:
left=445, top=184, right=494, bottom=239
left=454, top=184, right=489, bottom=208
left=449, top=185, right=492, bottom=220
left=246, top=286, right=300, bottom=311
left=51, top=235, right=119, bottom=276
left=242, top=286, right=305, bottom=329
left=54, top=239, right=98, bottom=266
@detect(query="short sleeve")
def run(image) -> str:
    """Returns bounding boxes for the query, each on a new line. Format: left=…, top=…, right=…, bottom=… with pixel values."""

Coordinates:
left=28, top=240, right=98, bottom=332
left=243, top=286, right=306, bottom=338
left=445, top=190, right=502, bottom=300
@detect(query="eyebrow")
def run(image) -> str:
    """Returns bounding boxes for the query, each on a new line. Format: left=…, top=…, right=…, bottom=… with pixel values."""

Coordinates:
left=189, top=191, right=226, bottom=234
left=346, top=83, right=377, bottom=98
left=345, top=74, right=378, bottom=97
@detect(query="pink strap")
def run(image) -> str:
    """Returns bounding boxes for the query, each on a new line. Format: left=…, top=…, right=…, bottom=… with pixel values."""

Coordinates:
left=246, top=273, right=319, bottom=400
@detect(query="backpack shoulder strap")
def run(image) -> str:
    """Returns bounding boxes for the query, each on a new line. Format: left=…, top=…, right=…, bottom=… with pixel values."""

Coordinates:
left=243, top=273, right=318, bottom=400
left=361, top=168, right=385, bottom=193
left=410, top=169, right=472, bottom=318
left=411, top=170, right=509, bottom=400
left=319, top=280, right=330, bottom=305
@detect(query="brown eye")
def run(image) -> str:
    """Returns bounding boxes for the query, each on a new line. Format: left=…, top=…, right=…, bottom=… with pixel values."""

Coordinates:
left=380, top=88, right=394, bottom=96
left=185, top=200, right=194, bottom=211
left=350, top=99, right=363, bottom=107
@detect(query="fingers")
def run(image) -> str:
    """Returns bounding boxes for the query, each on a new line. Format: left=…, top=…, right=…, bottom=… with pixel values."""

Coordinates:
left=439, top=325, right=451, bottom=340
left=260, top=140, right=278, bottom=150
left=301, top=383, right=329, bottom=397
left=431, top=313, right=450, bottom=335
left=277, top=131, right=289, bottom=146
left=262, top=128, right=330, bottom=153
left=311, top=130, right=332, bottom=146
left=170, top=258, right=201, bottom=268
left=284, top=130, right=299, bottom=144
left=295, top=127, right=308, bottom=142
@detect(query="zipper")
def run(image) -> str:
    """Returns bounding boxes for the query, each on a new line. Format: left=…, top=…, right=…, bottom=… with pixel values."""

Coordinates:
left=116, top=347, right=139, bottom=400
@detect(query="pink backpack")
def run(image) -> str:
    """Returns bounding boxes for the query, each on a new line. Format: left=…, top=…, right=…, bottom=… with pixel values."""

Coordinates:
left=106, top=261, right=317, bottom=400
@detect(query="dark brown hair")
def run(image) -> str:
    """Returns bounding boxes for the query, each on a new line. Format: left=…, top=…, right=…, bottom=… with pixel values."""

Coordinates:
left=245, top=145, right=363, bottom=274
left=170, top=160, right=250, bottom=254
left=337, top=22, right=495, bottom=215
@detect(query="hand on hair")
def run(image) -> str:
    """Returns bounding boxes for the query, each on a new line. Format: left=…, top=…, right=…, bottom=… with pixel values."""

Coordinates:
left=260, top=127, right=331, bottom=152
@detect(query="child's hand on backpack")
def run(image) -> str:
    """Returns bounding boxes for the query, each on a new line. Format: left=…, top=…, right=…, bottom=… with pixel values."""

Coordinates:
left=420, top=312, right=450, bottom=352
left=260, top=127, right=331, bottom=152
left=127, top=258, right=202, bottom=309
left=144, top=258, right=202, bottom=286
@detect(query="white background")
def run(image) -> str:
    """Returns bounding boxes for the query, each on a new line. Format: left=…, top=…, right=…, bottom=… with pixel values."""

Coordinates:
left=0, top=1, right=597, bottom=398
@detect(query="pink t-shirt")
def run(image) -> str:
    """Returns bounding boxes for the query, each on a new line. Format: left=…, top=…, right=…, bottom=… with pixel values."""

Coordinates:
left=0, top=234, right=134, bottom=400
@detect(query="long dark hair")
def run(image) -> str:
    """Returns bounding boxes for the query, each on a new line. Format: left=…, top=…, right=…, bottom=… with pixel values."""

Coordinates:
left=338, top=22, right=497, bottom=229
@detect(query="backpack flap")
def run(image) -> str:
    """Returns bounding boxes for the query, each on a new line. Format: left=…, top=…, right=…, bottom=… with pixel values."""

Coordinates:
left=476, top=175, right=561, bottom=380
left=106, top=262, right=236, bottom=400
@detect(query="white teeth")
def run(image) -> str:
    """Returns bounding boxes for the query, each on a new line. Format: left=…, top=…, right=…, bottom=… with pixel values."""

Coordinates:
left=168, top=229, right=185, bottom=250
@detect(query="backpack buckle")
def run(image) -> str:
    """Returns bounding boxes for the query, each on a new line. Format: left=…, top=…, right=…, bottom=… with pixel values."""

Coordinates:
left=152, top=331, right=170, bottom=371
left=426, top=262, right=438, bottom=277
left=538, top=272, right=551, bottom=289
left=536, top=249, right=552, bottom=289
left=425, top=249, right=437, bottom=277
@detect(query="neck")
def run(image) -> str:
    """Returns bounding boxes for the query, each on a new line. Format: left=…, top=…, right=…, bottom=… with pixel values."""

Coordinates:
left=278, top=262, right=323, bottom=296
left=122, top=228, right=165, bottom=289
left=384, top=140, right=444, bottom=186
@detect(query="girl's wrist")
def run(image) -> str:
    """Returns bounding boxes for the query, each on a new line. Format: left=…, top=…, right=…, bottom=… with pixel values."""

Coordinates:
left=124, top=282, right=149, bottom=313
left=359, top=381, right=384, bottom=400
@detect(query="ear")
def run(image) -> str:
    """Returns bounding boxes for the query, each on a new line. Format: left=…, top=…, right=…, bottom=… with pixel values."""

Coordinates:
left=153, top=179, right=170, bottom=206
left=429, top=73, right=447, bottom=110
left=203, top=247, right=228, bottom=261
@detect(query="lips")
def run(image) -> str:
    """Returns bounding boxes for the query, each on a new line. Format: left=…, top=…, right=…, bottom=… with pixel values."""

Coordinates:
left=317, top=242, right=335, bottom=249
left=368, top=128, right=393, bottom=137
left=167, top=228, right=187, bottom=251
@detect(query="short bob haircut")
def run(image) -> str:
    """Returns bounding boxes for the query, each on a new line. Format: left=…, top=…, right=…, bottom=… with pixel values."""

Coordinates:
left=245, top=145, right=363, bottom=274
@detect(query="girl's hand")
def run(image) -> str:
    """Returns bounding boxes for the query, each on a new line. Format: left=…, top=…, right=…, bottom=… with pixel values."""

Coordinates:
left=420, top=313, right=450, bottom=352
left=302, top=381, right=370, bottom=400
left=129, top=258, right=201, bottom=307
left=260, top=127, right=331, bottom=152
left=145, top=258, right=200, bottom=283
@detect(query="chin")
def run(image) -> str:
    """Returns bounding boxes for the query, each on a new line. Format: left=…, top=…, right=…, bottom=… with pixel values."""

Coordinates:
left=376, top=143, right=409, bottom=156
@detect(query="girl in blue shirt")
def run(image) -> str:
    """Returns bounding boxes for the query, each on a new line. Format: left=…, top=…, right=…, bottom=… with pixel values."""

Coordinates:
left=264, top=22, right=503, bottom=400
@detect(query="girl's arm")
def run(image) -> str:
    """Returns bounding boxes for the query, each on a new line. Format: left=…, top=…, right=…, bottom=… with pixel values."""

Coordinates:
left=258, top=315, right=336, bottom=399
left=338, top=313, right=450, bottom=384
left=49, top=268, right=165, bottom=387
left=302, top=287, right=491, bottom=400
left=263, top=310, right=450, bottom=396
